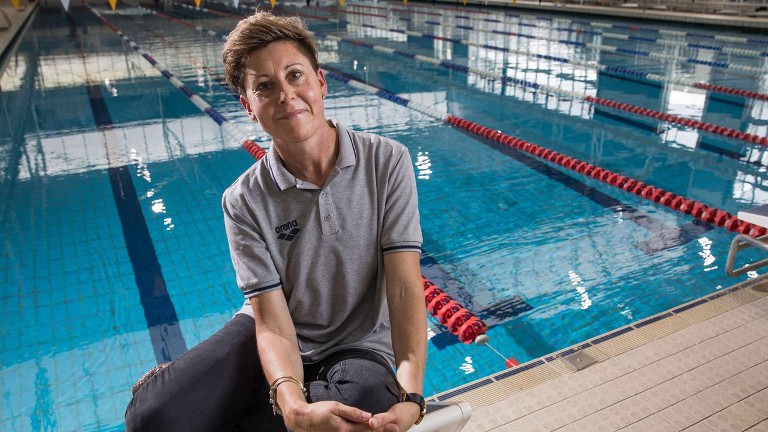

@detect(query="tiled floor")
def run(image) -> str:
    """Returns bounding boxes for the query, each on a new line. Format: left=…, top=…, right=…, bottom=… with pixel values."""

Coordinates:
left=433, top=275, right=768, bottom=431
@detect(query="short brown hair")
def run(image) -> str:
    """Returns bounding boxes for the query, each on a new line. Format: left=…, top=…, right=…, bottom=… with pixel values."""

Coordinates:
left=222, top=12, right=319, bottom=95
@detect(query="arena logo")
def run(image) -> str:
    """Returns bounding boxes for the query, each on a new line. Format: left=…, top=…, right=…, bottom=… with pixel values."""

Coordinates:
left=275, top=220, right=301, bottom=241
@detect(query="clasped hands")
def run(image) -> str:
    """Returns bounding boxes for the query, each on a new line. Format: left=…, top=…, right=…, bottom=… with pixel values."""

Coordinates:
left=283, top=400, right=422, bottom=432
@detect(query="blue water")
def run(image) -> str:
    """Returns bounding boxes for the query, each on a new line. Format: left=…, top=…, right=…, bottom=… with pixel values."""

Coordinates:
left=1, top=0, right=767, bottom=429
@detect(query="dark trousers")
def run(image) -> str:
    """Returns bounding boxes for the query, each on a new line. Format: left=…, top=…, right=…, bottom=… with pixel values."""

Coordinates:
left=125, top=314, right=401, bottom=432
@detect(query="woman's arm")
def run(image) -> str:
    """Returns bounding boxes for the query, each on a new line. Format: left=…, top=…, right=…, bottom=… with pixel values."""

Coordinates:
left=249, top=290, right=305, bottom=418
left=370, top=251, right=427, bottom=431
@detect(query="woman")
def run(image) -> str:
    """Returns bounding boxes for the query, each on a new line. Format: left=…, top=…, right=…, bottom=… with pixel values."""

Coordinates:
left=126, top=11, right=426, bottom=432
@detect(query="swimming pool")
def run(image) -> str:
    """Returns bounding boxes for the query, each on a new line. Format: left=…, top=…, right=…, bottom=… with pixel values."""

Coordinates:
left=1, top=0, right=767, bottom=429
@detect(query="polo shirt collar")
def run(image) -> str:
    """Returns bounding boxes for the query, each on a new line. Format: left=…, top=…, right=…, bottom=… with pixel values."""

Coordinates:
left=266, top=119, right=356, bottom=191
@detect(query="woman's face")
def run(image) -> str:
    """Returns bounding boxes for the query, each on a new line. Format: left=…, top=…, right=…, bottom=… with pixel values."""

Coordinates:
left=239, top=40, right=328, bottom=146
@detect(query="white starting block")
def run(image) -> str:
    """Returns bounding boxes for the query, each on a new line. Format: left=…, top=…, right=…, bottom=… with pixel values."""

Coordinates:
left=410, top=401, right=472, bottom=432
left=725, top=204, right=768, bottom=277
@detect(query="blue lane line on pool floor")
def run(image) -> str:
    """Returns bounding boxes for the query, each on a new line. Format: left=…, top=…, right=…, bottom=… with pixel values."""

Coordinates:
left=87, top=84, right=187, bottom=364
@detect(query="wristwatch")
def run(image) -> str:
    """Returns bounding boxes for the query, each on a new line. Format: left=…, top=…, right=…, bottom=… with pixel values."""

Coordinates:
left=402, top=392, right=427, bottom=425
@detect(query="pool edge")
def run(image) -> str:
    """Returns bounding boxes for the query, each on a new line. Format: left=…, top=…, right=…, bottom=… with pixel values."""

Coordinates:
left=429, top=273, right=768, bottom=408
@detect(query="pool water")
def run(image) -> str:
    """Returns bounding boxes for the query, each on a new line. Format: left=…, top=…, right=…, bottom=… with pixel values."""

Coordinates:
left=1, top=0, right=767, bottom=429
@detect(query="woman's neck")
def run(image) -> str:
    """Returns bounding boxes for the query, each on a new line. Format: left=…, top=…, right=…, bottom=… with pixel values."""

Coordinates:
left=274, top=123, right=339, bottom=187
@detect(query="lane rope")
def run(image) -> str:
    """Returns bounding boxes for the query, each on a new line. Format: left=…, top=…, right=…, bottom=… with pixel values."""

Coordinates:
left=84, top=6, right=267, bottom=160
left=319, top=67, right=765, bottom=239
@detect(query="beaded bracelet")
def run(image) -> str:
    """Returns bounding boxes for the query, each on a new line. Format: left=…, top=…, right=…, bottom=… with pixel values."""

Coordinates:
left=268, top=376, right=308, bottom=416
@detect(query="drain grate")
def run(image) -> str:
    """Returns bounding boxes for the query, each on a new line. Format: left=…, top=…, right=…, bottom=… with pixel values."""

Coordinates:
left=561, top=351, right=598, bottom=372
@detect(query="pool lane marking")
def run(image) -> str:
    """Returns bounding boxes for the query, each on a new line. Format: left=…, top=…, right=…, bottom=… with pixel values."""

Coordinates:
left=71, top=6, right=188, bottom=363
left=138, top=3, right=763, bottom=239
left=466, top=124, right=712, bottom=254
left=86, top=84, right=188, bottom=364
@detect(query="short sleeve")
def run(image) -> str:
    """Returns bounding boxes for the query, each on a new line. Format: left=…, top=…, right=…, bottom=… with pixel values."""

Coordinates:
left=381, top=145, right=422, bottom=254
left=222, top=189, right=282, bottom=298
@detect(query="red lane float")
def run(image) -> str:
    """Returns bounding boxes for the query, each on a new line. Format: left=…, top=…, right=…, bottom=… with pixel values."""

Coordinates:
left=692, top=83, right=768, bottom=102
left=243, top=139, right=267, bottom=159
left=423, top=276, right=488, bottom=344
left=584, top=96, right=768, bottom=147
left=446, top=115, right=766, bottom=238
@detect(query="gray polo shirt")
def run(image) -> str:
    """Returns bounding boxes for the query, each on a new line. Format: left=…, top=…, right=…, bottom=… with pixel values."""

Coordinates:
left=222, top=121, right=422, bottom=363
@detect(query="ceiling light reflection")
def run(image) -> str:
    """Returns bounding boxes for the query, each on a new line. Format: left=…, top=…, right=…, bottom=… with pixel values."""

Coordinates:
left=416, top=151, right=432, bottom=180
left=568, top=270, right=592, bottom=310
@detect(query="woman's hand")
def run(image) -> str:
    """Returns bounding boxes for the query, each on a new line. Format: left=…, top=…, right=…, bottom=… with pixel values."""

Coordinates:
left=284, top=400, right=375, bottom=432
left=368, top=401, right=422, bottom=432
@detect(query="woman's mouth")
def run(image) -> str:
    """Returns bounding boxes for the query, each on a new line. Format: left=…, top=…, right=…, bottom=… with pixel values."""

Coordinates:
left=278, top=109, right=307, bottom=120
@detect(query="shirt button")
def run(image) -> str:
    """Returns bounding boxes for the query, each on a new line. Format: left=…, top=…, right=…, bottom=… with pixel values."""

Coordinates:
left=320, top=192, right=326, bottom=198
left=324, top=215, right=331, bottom=221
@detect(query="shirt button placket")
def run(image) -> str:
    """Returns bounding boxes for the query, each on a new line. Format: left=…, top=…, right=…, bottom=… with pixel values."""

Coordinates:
left=319, top=189, right=336, bottom=235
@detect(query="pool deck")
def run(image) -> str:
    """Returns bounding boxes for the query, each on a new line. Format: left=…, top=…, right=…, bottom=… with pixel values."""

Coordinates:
left=433, top=274, right=768, bottom=432
left=0, top=0, right=37, bottom=72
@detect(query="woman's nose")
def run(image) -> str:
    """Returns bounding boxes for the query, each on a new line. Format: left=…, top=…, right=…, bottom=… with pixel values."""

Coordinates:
left=277, top=82, right=295, bottom=103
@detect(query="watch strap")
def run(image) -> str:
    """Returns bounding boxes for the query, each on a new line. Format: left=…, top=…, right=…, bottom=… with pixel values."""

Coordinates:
left=402, top=392, right=427, bottom=425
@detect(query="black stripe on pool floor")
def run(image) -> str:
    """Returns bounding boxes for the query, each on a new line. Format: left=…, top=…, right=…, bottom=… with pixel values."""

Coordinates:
left=88, top=83, right=187, bottom=363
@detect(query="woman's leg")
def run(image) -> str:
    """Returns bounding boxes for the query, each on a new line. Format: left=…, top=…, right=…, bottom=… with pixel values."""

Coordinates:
left=125, top=313, right=283, bottom=432
left=305, top=350, right=402, bottom=414
left=236, top=350, right=398, bottom=431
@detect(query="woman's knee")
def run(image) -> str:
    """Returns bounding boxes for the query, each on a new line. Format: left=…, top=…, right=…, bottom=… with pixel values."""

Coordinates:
left=124, top=375, right=171, bottom=431
left=310, top=358, right=400, bottom=414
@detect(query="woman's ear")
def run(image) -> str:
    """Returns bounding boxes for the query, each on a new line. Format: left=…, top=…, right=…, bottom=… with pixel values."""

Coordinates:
left=240, top=95, right=258, bottom=122
left=317, top=69, right=328, bottom=99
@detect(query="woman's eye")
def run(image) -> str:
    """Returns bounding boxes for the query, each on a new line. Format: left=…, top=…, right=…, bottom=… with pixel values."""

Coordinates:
left=256, top=82, right=271, bottom=92
left=289, top=71, right=303, bottom=80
